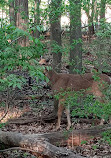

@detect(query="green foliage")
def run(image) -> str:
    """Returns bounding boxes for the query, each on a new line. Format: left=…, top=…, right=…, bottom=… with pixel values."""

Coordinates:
left=92, top=70, right=101, bottom=81
left=96, top=21, right=111, bottom=38
left=92, top=21, right=111, bottom=73
left=51, top=41, right=63, bottom=54
left=81, top=140, right=88, bottom=145
left=0, top=123, right=6, bottom=128
left=23, top=152, right=32, bottom=158
left=70, top=90, right=111, bottom=121
left=49, top=0, right=64, bottom=23
left=92, top=145, right=97, bottom=150
left=0, top=23, right=47, bottom=93
left=0, top=0, right=7, bottom=7
left=102, top=130, right=111, bottom=145
left=55, top=82, right=111, bottom=122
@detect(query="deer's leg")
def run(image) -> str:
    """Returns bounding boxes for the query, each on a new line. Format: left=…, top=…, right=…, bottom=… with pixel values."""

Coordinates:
left=56, top=99, right=64, bottom=130
left=65, top=105, right=71, bottom=130
left=92, top=87, right=106, bottom=125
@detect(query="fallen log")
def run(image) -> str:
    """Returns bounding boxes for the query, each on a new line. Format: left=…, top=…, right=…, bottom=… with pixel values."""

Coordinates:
left=0, top=130, right=85, bottom=158
left=0, top=125, right=111, bottom=155
left=8, top=113, right=57, bottom=124
left=34, top=124, right=111, bottom=146
left=8, top=115, right=100, bottom=125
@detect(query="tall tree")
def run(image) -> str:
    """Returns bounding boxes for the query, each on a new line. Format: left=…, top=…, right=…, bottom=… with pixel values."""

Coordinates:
left=9, top=0, right=15, bottom=25
left=88, top=0, right=95, bottom=37
left=49, top=0, right=62, bottom=73
left=15, top=0, right=29, bottom=46
left=69, top=0, right=82, bottom=74
left=34, top=0, right=41, bottom=38
left=94, top=1, right=99, bottom=31
left=49, top=0, right=62, bottom=115
left=100, top=0, right=106, bottom=20
left=83, top=0, right=95, bottom=38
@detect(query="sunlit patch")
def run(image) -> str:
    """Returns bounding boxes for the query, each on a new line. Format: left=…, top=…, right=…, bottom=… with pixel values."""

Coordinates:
left=0, top=106, right=31, bottom=123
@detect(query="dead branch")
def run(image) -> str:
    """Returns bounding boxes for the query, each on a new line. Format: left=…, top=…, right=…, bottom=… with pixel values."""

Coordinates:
left=7, top=112, right=57, bottom=124
left=0, top=125, right=111, bottom=157
left=0, top=130, right=86, bottom=158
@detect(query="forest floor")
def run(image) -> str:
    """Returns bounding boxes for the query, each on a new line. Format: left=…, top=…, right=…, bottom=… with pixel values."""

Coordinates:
left=0, top=86, right=111, bottom=158
left=0, top=37, right=111, bottom=158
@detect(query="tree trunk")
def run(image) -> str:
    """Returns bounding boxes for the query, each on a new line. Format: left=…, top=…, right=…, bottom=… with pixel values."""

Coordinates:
left=95, top=1, right=99, bottom=32
left=34, top=0, right=41, bottom=38
left=83, top=0, right=95, bottom=41
left=9, top=0, right=15, bottom=25
left=1, top=8, right=4, bottom=28
left=69, top=0, right=82, bottom=74
left=100, top=0, right=106, bottom=20
left=49, top=0, right=62, bottom=114
left=15, top=0, right=29, bottom=46
left=49, top=0, right=62, bottom=73
left=88, top=0, right=95, bottom=39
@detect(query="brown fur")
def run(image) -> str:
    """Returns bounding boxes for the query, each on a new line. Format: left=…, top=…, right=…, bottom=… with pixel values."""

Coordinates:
left=39, top=59, right=111, bottom=130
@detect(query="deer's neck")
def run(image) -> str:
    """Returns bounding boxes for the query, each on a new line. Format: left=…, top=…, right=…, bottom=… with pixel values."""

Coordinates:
left=48, top=70, right=59, bottom=84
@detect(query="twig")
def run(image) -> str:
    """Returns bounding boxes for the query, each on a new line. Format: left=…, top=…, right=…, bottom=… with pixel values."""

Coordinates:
left=9, top=36, right=23, bottom=45
left=0, top=147, right=37, bottom=153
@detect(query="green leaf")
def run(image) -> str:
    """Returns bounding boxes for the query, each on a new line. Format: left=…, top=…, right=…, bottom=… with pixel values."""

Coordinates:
left=37, top=25, right=41, bottom=32
left=45, top=77, right=49, bottom=83
left=17, top=83, right=21, bottom=89
left=35, top=38, right=39, bottom=44
left=8, top=82, right=13, bottom=87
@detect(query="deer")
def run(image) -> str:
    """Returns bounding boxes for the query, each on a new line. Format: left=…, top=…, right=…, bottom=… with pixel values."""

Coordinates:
left=39, top=58, right=111, bottom=130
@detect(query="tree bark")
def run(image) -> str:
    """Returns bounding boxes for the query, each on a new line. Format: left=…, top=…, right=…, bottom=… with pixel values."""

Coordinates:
left=49, top=0, right=62, bottom=73
left=34, top=0, right=41, bottom=38
left=69, top=0, right=82, bottom=74
left=15, top=0, right=29, bottom=46
left=9, top=0, right=15, bottom=25
left=94, top=1, right=99, bottom=31
left=100, top=0, right=106, bottom=20
left=83, top=0, right=95, bottom=41
left=1, top=125, right=110, bottom=146
left=88, top=0, right=95, bottom=38
left=49, top=0, right=62, bottom=114
left=0, top=130, right=87, bottom=158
